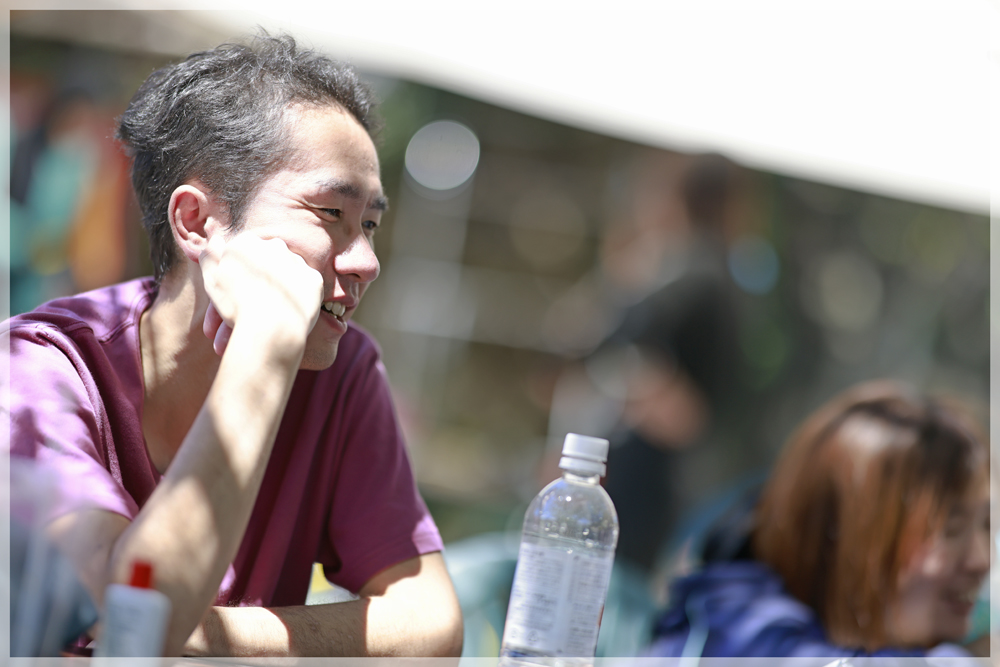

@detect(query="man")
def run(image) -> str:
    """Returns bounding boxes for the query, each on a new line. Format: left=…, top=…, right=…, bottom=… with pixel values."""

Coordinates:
left=5, top=34, right=463, bottom=656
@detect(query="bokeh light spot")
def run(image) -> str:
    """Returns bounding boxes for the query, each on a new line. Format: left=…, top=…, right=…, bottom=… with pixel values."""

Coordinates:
left=405, top=120, right=481, bottom=191
left=816, top=251, right=883, bottom=332
left=905, top=210, right=965, bottom=283
left=727, top=235, right=779, bottom=295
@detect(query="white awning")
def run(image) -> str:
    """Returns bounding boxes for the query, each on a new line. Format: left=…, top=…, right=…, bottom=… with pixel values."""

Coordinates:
left=26, top=0, right=995, bottom=213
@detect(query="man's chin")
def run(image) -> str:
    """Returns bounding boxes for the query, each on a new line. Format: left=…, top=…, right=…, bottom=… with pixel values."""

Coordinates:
left=299, top=343, right=339, bottom=371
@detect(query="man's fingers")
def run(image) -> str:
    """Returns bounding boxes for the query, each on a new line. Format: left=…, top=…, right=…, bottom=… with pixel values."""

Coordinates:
left=203, top=302, right=223, bottom=341
left=204, top=302, right=232, bottom=356
left=199, top=232, right=226, bottom=265
left=213, top=322, right=233, bottom=357
left=199, top=233, right=323, bottom=346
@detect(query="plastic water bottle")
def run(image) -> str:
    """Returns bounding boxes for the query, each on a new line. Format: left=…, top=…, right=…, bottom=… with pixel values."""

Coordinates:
left=500, top=433, right=619, bottom=666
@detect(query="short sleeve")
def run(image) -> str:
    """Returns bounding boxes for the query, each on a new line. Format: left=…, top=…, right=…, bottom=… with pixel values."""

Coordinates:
left=5, top=326, right=140, bottom=523
left=319, top=349, right=442, bottom=593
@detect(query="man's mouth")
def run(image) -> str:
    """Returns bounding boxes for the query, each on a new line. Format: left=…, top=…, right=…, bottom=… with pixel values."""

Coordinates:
left=322, top=301, right=346, bottom=319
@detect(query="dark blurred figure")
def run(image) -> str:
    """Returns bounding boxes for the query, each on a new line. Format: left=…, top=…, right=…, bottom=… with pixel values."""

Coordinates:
left=597, top=153, right=744, bottom=573
left=648, top=380, right=991, bottom=658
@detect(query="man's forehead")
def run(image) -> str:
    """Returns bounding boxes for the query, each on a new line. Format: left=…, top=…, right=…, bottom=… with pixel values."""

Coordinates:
left=278, top=103, right=386, bottom=209
left=282, top=101, right=375, bottom=148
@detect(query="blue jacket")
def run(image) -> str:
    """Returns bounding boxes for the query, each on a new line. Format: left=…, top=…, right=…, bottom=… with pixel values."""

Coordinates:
left=647, top=559, right=969, bottom=659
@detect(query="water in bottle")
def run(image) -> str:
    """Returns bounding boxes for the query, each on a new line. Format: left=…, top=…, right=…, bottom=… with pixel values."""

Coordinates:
left=500, top=433, right=619, bottom=667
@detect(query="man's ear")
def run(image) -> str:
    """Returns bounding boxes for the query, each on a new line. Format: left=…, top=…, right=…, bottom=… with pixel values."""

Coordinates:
left=168, top=183, right=226, bottom=263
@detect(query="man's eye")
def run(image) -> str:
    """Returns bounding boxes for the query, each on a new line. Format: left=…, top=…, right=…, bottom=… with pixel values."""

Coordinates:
left=321, top=208, right=342, bottom=219
left=363, top=220, right=380, bottom=232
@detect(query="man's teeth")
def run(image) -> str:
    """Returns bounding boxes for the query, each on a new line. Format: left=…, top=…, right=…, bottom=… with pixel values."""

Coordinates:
left=322, top=301, right=346, bottom=317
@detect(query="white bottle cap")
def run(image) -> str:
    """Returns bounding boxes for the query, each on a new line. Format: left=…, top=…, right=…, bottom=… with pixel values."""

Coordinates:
left=558, top=433, right=609, bottom=477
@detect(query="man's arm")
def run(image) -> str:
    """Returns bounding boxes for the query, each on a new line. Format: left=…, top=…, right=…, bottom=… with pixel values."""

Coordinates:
left=47, top=234, right=324, bottom=656
left=184, top=552, right=463, bottom=657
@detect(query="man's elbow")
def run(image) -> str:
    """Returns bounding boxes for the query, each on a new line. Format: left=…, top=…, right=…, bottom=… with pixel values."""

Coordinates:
left=370, top=552, right=464, bottom=657
left=430, top=598, right=463, bottom=657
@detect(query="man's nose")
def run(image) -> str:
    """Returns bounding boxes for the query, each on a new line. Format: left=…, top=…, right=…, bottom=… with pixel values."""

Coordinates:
left=335, top=234, right=380, bottom=284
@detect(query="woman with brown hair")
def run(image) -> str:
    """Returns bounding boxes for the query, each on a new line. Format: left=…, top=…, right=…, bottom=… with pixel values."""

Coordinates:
left=647, top=380, right=991, bottom=657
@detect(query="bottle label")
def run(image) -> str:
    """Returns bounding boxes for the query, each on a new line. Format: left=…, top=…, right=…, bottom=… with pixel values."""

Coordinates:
left=502, top=541, right=614, bottom=657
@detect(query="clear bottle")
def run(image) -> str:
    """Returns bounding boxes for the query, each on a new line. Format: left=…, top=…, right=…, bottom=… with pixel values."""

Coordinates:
left=500, top=433, right=619, bottom=667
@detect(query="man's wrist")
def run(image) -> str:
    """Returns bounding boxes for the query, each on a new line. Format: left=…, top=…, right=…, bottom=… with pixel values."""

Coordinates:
left=223, top=313, right=310, bottom=367
left=182, top=606, right=294, bottom=658
left=182, top=618, right=211, bottom=657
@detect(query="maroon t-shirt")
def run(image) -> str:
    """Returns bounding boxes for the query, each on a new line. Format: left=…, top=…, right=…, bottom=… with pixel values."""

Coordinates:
left=6, top=278, right=443, bottom=605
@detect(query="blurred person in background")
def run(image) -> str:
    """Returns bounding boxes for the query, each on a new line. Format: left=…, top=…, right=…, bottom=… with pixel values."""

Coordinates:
left=10, top=88, right=132, bottom=314
left=599, top=153, right=744, bottom=573
left=647, top=380, right=991, bottom=658
left=545, top=153, right=745, bottom=574
left=4, top=34, right=462, bottom=657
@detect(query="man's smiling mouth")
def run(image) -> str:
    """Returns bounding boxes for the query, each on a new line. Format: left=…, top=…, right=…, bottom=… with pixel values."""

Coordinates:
left=322, top=301, right=346, bottom=318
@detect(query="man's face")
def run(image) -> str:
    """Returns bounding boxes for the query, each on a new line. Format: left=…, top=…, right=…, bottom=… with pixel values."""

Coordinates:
left=885, top=476, right=991, bottom=648
left=225, top=103, right=385, bottom=370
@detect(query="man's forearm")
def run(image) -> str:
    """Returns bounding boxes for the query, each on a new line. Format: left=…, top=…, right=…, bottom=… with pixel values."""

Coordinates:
left=186, top=602, right=368, bottom=656
left=107, top=320, right=306, bottom=655
left=183, top=553, right=464, bottom=657
left=186, top=600, right=460, bottom=657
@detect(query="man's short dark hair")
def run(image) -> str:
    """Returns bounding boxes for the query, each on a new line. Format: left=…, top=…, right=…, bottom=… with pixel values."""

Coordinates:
left=117, top=33, right=380, bottom=281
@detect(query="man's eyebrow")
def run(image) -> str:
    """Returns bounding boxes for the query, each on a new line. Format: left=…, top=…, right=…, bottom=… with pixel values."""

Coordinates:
left=316, top=179, right=389, bottom=211
left=371, top=194, right=389, bottom=212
